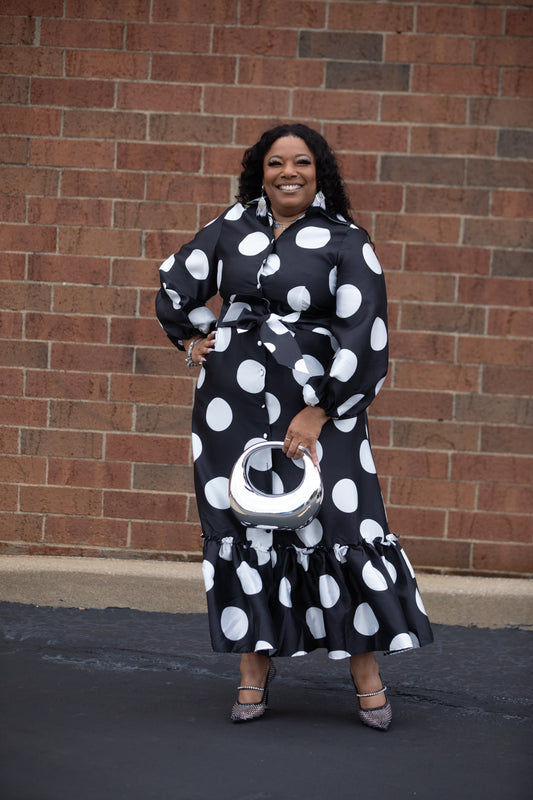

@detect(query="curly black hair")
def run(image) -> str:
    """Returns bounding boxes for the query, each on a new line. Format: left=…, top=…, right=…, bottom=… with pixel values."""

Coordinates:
left=236, top=123, right=353, bottom=221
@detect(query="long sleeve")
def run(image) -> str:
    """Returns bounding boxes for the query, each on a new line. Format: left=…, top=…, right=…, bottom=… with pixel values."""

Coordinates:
left=155, top=212, right=225, bottom=349
left=304, top=225, right=389, bottom=419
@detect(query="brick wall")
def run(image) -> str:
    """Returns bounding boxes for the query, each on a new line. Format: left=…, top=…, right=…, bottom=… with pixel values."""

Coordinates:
left=1, top=0, right=531, bottom=577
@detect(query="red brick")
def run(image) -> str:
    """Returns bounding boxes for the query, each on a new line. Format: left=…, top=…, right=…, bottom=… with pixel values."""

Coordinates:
left=374, top=447, right=448, bottom=480
left=112, top=258, right=160, bottom=289
left=483, top=366, right=533, bottom=397
left=385, top=33, right=471, bottom=64
left=0, top=133, right=26, bottom=164
left=374, top=388, right=453, bottom=421
left=482, top=425, right=533, bottom=457
left=381, top=155, right=465, bottom=186
left=0, top=455, right=47, bottom=485
left=151, top=53, right=236, bottom=84
left=0, top=311, right=22, bottom=339
left=0, top=397, right=47, bottom=427
left=470, top=97, right=533, bottom=127
left=392, top=420, right=479, bottom=452
left=44, top=515, right=128, bottom=547
left=0, top=427, right=19, bottom=454
left=41, top=18, right=125, bottom=49
left=491, top=190, right=533, bottom=219
left=375, top=214, right=460, bottom=245
left=0, top=511, right=43, bottom=542
left=203, top=146, right=245, bottom=177
left=1, top=165, right=58, bottom=196
left=31, top=138, right=114, bottom=169
left=130, top=521, right=201, bottom=552
left=49, top=453, right=130, bottom=492
left=106, top=432, right=190, bottom=464
left=506, top=8, right=533, bottom=37
left=214, top=26, right=297, bottom=57
left=21, top=429, right=103, bottom=459
left=391, top=475, right=476, bottom=510
left=473, top=542, right=533, bottom=575
left=400, top=537, right=472, bottom=571
left=53, top=285, right=136, bottom=318
left=338, top=153, right=378, bottom=183
left=1, top=253, right=26, bottom=280
left=145, top=231, right=200, bottom=260
left=388, top=273, right=456, bottom=303
left=238, top=56, right=324, bottom=88
left=475, top=37, right=533, bottom=67
left=146, top=174, right=231, bottom=205
left=417, top=5, right=503, bottom=36
left=110, top=318, right=162, bottom=348
left=135, top=404, right=193, bottom=436
left=0, top=194, right=26, bottom=220
left=324, top=122, right=408, bottom=153
left=401, top=303, right=484, bottom=335
left=114, top=201, right=196, bottom=232
left=204, top=85, right=290, bottom=117
left=28, top=198, right=111, bottom=227
left=59, top=227, right=141, bottom=258
left=104, top=489, right=186, bottom=522
left=243, top=0, right=324, bottom=27
left=49, top=400, right=133, bottom=432
left=478, top=483, right=533, bottom=514
left=0, top=75, right=29, bottom=103
left=456, top=393, right=531, bottom=426
left=385, top=507, right=446, bottom=539
left=133, top=463, right=194, bottom=493
left=110, top=374, right=193, bottom=405
left=452, top=453, right=533, bottom=485
left=51, top=343, right=133, bottom=374
left=327, top=62, right=409, bottom=93
left=449, top=511, right=532, bottom=545
left=459, top=276, right=532, bottom=308
left=488, top=308, right=532, bottom=338
left=116, top=142, right=201, bottom=173
left=0, top=484, right=20, bottom=511
left=348, top=184, right=402, bottom=213
left=0, top=46, right=63, bottom=77
left=0, top=367, right=24, bottom=396
left=394, top=362, right=479, bottom=394
left=405, top=244, right=490, bottom=275
left=464, top=218, right=532, bottom=248
left=0, top=14, right=35, bottom=44
left=152, top=0, right=236, bottom=23
left=411, top=126, right=496, bottom=157
left=412, top=65, right=499, bottom=96
left=501, top=69, right=533, bottom=98
left=117, top=82, right=201, bottom=112
left=63, top=109, right=146, bottom=139
left=61, top=169, right=145, bottom=200
left=391, top=331, right=456, bottom=363
left=458, top=336, right=532, bottom=369
left=28, top=254, right=110, bottom=285
left=25, top=370, right=108, bottom=401
left=0, top=105, right=61, bottom=135
left=406, top=186, right=489, bottom=216
left=0, top=225, right=56, bottom=254
left=329, top=2, right=413, bottom=32
left=0, top=341, right=49, bottom=369
left=126, top=22, right=209, bottom=52
left=65, top=50, right=149, bottom=79
left=20, top=485, right=102, bottom=516
left=149, top=114, right=233, bottom=144
left=382, top=94, right=466, bottom=124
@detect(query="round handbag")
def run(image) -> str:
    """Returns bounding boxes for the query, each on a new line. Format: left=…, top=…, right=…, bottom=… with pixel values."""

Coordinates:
left=228, top=440, right=323, bottom=530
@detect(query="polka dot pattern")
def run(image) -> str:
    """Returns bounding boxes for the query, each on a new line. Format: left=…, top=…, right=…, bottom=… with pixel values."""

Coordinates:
left=157, top=202, right=433, bottom=660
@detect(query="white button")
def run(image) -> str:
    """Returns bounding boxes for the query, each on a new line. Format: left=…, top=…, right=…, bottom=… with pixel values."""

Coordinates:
left=263, top=433, right=268, bottom=439
left=257, top=340, right=262, bottom=346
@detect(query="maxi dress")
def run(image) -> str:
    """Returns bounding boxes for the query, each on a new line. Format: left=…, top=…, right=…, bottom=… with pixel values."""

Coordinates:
left=156, top=201, right=434, bottom=659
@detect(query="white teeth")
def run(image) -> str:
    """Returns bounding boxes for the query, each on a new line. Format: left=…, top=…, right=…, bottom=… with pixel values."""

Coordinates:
left=279, top=185, right=300, bottom=191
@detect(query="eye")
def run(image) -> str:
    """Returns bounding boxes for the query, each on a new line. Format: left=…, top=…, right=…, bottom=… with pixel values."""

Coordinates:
left=297, top=158, right=312, bottom=165
left=267, top=159, right=282, bottom=167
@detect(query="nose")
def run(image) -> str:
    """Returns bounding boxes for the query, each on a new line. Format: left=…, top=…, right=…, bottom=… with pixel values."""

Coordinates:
left=280, top=161, right=297, bottom=177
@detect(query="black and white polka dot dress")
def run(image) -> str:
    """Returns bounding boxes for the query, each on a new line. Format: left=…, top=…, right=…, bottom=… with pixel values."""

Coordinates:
left=156, top=201, right=433, bottom=659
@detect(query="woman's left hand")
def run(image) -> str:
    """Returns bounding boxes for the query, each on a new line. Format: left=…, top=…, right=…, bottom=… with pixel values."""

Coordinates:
left=282, top=406, right=329, bottom=467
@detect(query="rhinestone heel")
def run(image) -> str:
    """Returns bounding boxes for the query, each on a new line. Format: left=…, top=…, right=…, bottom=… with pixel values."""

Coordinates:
left=352, top=679, right=392, bottom=732
left=230, top=660, right=277, bottom=723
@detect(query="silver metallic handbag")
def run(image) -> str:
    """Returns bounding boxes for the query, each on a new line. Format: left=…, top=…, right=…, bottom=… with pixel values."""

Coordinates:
left=228, top=440, right=323, bottom=530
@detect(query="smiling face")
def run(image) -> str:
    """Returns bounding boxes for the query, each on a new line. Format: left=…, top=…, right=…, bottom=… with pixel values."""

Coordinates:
left=262, top=136, right=318, bottom=222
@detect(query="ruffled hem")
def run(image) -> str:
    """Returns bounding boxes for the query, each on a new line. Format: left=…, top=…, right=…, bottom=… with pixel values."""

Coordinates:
left=201, top=532, right=434, bottom=658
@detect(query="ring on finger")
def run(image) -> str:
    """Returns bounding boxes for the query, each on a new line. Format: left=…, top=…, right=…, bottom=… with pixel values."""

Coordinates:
left=297, top=445, right=305, bottom=451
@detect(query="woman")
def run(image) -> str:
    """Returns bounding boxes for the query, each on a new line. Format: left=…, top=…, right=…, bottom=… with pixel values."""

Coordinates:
left=156, top=123, right=433, bottom=730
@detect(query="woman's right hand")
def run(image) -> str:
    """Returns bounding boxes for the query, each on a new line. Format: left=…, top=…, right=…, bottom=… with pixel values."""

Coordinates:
left=184, top=331, right=216, bottom=364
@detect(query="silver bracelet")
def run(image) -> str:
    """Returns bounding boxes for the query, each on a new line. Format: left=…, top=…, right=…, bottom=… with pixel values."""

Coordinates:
left=185, top=337, right=204, bottom=368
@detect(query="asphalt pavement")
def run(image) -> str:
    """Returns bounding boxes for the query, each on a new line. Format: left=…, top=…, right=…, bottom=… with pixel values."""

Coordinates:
left=0, top=602, right=531, bottom=800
